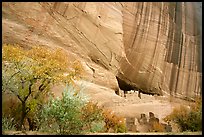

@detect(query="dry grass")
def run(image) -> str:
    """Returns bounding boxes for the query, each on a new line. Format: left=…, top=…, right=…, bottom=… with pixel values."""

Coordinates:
left=3, top=130, right=202, bottom=135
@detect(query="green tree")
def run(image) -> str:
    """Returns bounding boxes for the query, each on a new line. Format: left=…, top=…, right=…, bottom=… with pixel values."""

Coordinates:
left=40, top=85, right=89, bottom=134
left=2, top=44, right=83, bottom=131
left=39, top=84, right=107, bottom=134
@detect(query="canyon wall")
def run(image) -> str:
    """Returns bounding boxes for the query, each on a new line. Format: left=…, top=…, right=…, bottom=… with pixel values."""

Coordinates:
left=2, top=2, right=202, bottom=100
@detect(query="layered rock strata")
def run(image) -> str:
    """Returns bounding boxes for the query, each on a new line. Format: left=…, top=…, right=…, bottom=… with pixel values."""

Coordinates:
left=2, top=2, right=202, bottom=100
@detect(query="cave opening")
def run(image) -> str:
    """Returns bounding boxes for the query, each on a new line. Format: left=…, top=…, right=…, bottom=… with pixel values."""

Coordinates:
left=116, top=76, right=135, bottom=91
left=115, top=76, right=136, bottom=96
left=115, top=76, right=157, bottom=96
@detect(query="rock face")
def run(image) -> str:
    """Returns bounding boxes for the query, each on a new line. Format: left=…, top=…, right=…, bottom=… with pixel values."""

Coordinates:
left=2, top=2, right=202, bottom=100
left=119, top=2, right=202, bottom=98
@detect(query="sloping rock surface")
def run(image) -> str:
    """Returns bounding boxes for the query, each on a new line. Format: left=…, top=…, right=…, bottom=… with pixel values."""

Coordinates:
left=2, top=2, right=202, bottom=100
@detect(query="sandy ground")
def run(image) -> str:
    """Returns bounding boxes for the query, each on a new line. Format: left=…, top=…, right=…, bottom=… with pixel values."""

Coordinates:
left=106, top=92, right=183, bottom=120
left=14, top=81, right=195, bottom=134
left=87, top=132, right=202, bottom=135
left=51, top=81, right=193, bottom=125
left=3, top=130, right=202, bottom=135
left=100, top=91, right=197, bottom=133
left=2, top=87, right=200, bottom=135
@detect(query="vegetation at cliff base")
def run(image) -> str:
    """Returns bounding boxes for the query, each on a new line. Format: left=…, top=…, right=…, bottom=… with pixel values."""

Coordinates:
left=2, top=44, right=127, bottom=134
left=163, top=97, right=202, bottom=132
left=38, top=85, right=105, bottom=134
left=2, top=44, right=83, bottom=131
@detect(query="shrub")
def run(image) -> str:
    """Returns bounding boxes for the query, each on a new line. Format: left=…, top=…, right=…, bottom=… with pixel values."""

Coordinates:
left=164, top=97, right=202, bottom=132
left=89, top=121, right=105, bottom=133
left=2, top=117, right=16, bottom=131
left=39, top=85, right=106, bottom=134
left=103, top=109, right=127, bottom=133
left=151, top=122, right=165, bottom=132
left=81, top=102, right=105, bottom=132
left=39, top=85, right=88, bottom=134
left=2, top=93, right=22, bottom=130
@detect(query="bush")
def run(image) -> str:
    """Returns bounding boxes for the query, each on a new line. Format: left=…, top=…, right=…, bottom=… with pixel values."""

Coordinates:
left=164, top=97, right=202, bottom=132
left=151, top=122, right=165, bottom=132
left=39, top=85, right=88, bottom=134
left=81, top=102, right=105, bottom=132
left=103, top=109, right=127, bottom=133
left=89, top=121, right=105, bottom=133
left=39, top=85, right=106, bottom=134
left=2, top=93, right=22, bottom=130
left=2, top=117, right=16, bottom=131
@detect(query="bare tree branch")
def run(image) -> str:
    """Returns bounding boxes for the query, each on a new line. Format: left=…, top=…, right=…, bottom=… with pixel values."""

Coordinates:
left=24, top=81, right=33, bottom=102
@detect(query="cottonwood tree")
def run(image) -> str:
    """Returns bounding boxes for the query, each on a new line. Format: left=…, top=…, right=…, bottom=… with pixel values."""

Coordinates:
left=2, top=44, right=83, bottom=130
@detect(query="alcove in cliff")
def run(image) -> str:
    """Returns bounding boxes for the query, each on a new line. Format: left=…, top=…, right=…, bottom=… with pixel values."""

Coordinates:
left=116, top=76, right=135, bottom=92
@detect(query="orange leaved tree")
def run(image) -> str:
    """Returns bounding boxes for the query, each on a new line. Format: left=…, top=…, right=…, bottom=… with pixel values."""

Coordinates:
left=2, top=44, right=83, bottom=131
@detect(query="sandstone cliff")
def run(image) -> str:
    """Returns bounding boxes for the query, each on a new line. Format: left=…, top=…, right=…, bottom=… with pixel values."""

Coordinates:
left=2, top=2, right=202, bottom=100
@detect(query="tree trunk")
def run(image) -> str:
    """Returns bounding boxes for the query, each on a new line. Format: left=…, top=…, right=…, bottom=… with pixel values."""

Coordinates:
left=19, top=101, right=26, bottom=131
left=27, top=117, right=37, bottom=131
